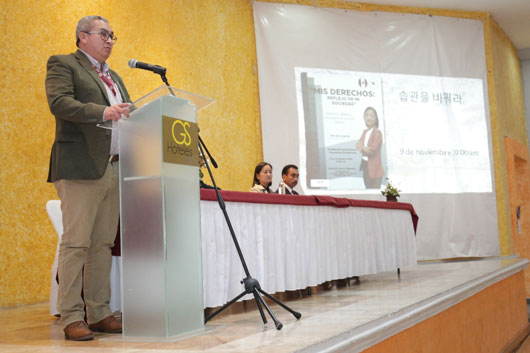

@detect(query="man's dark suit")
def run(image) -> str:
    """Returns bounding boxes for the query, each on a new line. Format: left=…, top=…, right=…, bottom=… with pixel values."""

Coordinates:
left=46, top=49, right=130, bottom=182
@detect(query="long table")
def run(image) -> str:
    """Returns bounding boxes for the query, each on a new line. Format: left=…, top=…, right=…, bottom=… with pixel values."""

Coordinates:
left=199, top=190, right=418, bottom=308
left=50, top=191, right=418, bottom=314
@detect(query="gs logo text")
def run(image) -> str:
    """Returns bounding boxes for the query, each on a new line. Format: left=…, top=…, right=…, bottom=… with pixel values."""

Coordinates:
left=171, top=120, right=192, bottom=146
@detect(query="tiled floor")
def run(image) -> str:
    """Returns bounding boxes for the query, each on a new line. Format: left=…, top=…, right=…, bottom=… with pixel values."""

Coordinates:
left=0, top=257, right=527, bottom=352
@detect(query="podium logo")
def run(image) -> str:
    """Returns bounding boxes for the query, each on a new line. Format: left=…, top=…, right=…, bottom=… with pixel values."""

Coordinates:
left=162, top=115, right=198, bottom=166
left=171, top=120, right=192, bottom=146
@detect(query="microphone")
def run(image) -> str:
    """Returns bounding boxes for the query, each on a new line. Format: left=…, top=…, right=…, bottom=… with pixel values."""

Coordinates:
left=128, top=59, right=166, bottom=75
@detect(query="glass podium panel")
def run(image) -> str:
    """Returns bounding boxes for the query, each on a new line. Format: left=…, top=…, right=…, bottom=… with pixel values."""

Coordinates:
left=119, top=91, right=208, bottom=338
left=132, top=85, right=215, bottom=112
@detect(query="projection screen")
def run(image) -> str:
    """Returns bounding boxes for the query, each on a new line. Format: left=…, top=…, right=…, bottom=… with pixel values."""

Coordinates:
left=253, top=1, right=499, bottom=260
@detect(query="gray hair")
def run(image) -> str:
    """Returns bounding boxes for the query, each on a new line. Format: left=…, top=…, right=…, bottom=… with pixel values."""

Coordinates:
left=76, top=15, right=109, bottom=47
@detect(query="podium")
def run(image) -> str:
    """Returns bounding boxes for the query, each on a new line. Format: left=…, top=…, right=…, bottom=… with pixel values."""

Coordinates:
left=119, top=86, right=214, bottom=338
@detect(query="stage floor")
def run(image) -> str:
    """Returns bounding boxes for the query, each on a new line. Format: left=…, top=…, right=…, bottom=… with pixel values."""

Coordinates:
left=0, top=257, right=527, bottom=352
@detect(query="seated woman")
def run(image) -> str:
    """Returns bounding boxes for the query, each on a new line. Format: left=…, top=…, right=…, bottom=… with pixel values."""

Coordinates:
left=250, top=162, right=274, bottom=193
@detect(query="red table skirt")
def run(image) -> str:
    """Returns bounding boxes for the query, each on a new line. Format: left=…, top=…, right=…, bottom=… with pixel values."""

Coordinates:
left=199, top=189, right=418, bottom=232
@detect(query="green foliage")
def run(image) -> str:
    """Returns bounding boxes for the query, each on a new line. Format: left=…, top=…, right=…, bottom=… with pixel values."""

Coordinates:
left=381, top=179, right=400, bottom=197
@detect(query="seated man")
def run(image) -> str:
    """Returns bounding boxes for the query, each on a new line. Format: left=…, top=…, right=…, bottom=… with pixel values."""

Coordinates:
left=277, top=164, right=300, bottom=195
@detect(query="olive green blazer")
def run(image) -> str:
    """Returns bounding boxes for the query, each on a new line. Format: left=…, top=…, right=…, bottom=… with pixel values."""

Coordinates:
left=45, top=50, right=131, bottom=182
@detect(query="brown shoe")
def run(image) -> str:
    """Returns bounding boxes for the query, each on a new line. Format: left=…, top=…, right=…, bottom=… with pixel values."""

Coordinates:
left=64, top=321, right=94, bottom=341
left=88, top=315, right=122, bottom=333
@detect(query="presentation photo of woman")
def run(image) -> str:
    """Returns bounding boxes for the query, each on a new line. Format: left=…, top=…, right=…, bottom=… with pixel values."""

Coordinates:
left=356, top=107, right=385, bottom=189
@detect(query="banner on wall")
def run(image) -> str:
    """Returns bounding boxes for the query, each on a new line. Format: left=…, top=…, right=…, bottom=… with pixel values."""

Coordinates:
left=253, top=1, right=500, bottom=260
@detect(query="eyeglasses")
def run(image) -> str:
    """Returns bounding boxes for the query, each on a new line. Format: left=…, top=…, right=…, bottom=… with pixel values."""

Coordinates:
left=82, top=30, right=117, bottom=44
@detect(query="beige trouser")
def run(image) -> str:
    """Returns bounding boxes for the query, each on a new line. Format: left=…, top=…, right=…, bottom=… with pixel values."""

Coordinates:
left=54, top=160, right=119, bottom=328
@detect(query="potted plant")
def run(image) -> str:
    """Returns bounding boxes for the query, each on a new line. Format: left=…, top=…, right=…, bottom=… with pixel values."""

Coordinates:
left=381, top=179, right=400, bottom=202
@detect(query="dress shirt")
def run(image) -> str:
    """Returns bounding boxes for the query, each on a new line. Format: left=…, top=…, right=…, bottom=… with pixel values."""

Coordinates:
left=79, top=49, right=123, bottom=155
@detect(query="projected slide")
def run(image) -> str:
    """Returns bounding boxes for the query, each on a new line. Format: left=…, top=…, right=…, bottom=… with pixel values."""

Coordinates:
left=295, top=67, right=492, bottom=194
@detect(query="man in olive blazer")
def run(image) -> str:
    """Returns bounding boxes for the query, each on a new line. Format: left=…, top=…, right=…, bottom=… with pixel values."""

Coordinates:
left=45, top=15, right=131, bottom=341
left=46, top=51, right=130, bottom=182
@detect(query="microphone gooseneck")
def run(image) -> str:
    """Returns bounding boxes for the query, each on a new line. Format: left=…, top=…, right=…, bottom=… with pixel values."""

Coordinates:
left=128, top=59, right=167, bottom=75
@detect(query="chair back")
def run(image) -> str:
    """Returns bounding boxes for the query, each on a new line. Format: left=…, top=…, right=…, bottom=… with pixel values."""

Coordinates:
left=46, top=200, right=63, bottom=236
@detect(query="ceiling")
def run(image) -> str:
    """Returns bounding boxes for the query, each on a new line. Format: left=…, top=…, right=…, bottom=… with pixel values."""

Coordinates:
left=350, top=0, right=530, bottom=55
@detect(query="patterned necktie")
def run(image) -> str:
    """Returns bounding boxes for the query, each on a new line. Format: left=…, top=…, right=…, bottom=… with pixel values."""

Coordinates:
left=93, top=65, right=117, bottom=96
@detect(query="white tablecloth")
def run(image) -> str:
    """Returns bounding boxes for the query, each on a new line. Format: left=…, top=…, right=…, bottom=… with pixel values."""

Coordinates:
left=200, top=200, right=417, bottom=308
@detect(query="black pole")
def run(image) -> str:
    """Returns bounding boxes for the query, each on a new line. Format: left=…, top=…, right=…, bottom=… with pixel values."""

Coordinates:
left=197, top=140, right=252, bottom=278
left=198, top=139, right=301, bottom=328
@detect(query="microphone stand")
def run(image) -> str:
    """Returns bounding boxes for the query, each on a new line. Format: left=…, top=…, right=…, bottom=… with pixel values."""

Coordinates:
left=158, top=73, right=301, bottom=330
